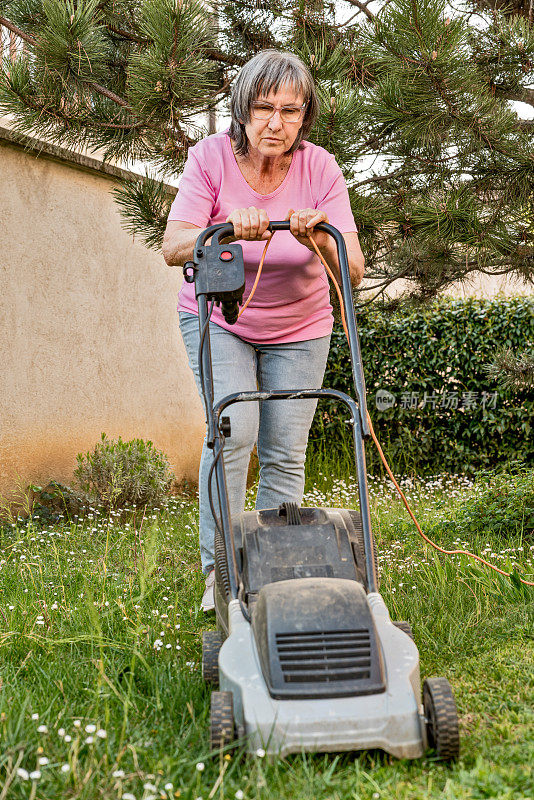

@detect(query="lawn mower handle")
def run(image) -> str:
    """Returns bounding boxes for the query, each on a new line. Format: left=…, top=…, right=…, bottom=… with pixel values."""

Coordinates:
left=191, top=221, right=378, bottom=600
left=194, top=220, right=370, bottom=439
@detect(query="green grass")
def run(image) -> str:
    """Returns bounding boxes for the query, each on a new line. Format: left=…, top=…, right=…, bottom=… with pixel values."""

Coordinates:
left=0, top=469, right=533, bottom=800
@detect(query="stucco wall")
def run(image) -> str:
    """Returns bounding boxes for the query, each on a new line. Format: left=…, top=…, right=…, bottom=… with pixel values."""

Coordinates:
left=0, top=130, right=204, bottom=498
left=366, top=270, right=530, bottom=303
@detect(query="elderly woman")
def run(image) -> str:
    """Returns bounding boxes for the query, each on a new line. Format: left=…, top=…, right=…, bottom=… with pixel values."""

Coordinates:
left=162, top=49, right=364, bottom=611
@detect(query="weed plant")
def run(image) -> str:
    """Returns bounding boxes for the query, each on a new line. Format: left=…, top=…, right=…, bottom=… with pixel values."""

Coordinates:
left=0, top=467, right=532, bottom=799
left=430, top=462, right=534, bottom=541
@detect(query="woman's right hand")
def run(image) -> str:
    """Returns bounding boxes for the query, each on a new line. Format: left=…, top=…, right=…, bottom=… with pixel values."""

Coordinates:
left=223, top=207, right=272, bottom=243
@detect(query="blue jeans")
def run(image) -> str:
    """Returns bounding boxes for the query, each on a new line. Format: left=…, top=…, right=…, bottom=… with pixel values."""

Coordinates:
left=179, top=312, right=331, bottom=574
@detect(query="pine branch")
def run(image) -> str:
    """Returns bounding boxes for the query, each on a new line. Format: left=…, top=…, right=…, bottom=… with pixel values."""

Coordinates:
left=482, top=346, right=534, bottom=390
left=111, top=174, right=173, bottom=251
left=203, top=47, right=245, bottom=67
left=0, top=9, right=199, bottom=153
left=499, top=86, right=534, bottom=106
left=354, top=165, right=420, bottom=189
left=102, top=20, right=247, bottom=67
left=472, top=0, right=534, bottom=22
left=344, top=0, right=376, bottom=22
left=0, top=13, right=131, bottom=106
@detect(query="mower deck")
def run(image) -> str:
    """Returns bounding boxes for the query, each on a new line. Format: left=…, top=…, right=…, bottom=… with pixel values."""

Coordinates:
left=218, top=591, right=426, bottom=758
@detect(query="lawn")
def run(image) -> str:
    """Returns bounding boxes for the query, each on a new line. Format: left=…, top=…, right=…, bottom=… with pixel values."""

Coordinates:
left=0, top=467, right=532, bottom=800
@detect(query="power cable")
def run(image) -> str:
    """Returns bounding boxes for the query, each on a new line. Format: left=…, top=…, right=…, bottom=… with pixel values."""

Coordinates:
left=238, top=230, right=534, bottom=588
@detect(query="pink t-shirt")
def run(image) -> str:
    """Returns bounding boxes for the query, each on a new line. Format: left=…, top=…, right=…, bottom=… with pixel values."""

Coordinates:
left=168, top=129, right=357, bottom=343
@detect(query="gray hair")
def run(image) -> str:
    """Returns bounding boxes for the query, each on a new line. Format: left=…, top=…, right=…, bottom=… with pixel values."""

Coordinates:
left=228, top=49, right=319, bottom=157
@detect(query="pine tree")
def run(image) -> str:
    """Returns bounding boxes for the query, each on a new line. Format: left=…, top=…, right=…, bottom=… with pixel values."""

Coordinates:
left=1, top=0, right=533, bottom=384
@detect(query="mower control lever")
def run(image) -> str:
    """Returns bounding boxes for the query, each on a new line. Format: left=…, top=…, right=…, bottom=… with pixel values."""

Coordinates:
left=189, top=240, right=246, bottom=324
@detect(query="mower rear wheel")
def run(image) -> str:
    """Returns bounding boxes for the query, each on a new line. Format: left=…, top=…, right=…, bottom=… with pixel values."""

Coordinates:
left=393, top=621, right=414, bottom=640
left=210, top=691, right=235, bottom=751
left=202, top=630, right=222, bottom=684
left=423, top=677, right=460, bottom=761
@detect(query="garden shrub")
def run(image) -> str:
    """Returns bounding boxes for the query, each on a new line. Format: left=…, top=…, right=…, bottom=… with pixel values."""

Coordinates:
left=430, top=463, right=534, bottom=541
left=310, top=295, right=534, bottom=476
left=74, top=433, right=174, bottom=509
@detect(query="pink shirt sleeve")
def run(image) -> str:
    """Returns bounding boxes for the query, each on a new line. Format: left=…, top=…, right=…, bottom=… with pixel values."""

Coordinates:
left=315, top=155, right=358, bottom=234
left=167, top=147, right=215, bottom=226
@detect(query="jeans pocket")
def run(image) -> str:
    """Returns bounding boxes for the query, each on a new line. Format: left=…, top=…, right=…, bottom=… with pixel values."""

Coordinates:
left=178, top=311, right=197, bottom=329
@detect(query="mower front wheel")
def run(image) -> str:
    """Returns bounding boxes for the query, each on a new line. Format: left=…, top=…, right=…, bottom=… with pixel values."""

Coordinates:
left=210, top=691, right=235, bottom=751
left=393, top=621, right=414, bottom=640
left=423, top=677, right=460, bottom=761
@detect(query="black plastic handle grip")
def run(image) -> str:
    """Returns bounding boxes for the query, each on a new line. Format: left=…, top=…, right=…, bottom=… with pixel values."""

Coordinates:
left=197, top=220, right=345, bottom=251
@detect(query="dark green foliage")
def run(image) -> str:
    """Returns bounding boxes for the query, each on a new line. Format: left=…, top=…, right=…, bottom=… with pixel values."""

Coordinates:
left=311, top=295, right=534, bottom=476
left=313, top=77, right=365, bottom=170
left=33, top=0, right=109, bottom=83
left=29, top=480, right=88, bottom=522
left=0, top=0, right=218, bottom=164
left=431, top=463, right=534, bottom=541
left=127, top=0, right=218, bottom=122
left=74, top=432, right=174, bottom=509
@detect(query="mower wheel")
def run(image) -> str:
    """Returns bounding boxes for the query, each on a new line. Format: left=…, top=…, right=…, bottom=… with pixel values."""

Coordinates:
left=393, top=621, right=414, bottom=640
left=202, top=630, right=222, bottom=684
left=210, top=691, right=235, bottom=751
left=423, top=677, right=460, bottom=761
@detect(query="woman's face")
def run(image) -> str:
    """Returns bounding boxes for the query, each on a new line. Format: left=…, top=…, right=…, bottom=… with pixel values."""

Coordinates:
left=242, top=83, right=305, bottom=158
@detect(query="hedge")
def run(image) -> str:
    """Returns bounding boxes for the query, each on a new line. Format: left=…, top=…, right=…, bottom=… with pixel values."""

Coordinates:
left=310, top=295, right=534, bottom=476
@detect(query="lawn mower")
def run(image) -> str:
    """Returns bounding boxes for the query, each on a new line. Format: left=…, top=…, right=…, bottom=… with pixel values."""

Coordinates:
left=182, top=221, right=460, bottom=761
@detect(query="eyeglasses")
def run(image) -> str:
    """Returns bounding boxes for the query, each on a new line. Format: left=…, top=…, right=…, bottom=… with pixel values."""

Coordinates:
left=250, top=101, right=307, bottom=123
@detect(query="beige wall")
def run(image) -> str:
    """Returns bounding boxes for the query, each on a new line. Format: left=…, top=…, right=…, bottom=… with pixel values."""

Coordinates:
left=359, top=271, right=531, bottom=303
left=0, top=131, right=204, bottom=498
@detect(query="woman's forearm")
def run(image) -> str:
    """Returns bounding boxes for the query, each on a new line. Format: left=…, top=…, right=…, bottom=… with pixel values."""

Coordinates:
left=162, top=228, right=237, bottom=267
left=319, top=239, right=365, bottom=288
left=162, top=228, right=201, bottom=267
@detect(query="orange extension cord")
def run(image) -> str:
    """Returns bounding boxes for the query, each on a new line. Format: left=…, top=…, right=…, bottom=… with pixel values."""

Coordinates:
left=238, top=231, right=534, bottom=587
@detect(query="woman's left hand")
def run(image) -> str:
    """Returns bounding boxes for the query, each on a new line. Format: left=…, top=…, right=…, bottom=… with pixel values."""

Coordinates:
left=285, top=208, right=331, bottom=253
